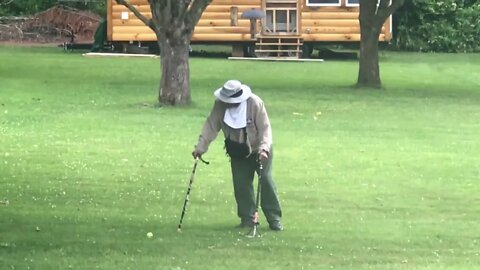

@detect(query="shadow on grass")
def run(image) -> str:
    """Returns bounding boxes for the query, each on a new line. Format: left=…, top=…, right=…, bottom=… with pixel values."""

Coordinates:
left=189, top=50, right=231, bottom=59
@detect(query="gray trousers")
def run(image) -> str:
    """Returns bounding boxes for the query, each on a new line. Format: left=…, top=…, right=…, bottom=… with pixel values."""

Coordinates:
left=230, top=148, right=282, bottom=224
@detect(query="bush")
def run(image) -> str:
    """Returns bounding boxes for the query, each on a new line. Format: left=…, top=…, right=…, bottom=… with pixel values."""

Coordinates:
left=395, top=0, right=480, bottom=52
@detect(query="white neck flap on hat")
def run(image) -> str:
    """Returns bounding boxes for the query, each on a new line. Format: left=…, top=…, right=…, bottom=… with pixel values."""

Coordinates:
left=223, top=100, right=247, bottom=129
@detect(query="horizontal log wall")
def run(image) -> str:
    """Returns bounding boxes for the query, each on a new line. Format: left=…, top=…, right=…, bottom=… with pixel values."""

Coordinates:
left=300, top=4, right=388, bottom=42
left=108, top=0, right=391, bottom=43
left=108, top=0, right=260, bottom=41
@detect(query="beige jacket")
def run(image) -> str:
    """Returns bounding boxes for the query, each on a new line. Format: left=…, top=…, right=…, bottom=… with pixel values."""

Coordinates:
left=195, top=94, right=272, bottom=156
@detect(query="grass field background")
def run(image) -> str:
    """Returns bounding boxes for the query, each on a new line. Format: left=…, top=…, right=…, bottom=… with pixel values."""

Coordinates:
left=1, top=46, right=480, bottom=269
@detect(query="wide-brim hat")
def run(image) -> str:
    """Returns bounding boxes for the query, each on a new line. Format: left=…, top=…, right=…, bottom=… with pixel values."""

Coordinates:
left=214, top=80, right=252, bottom=103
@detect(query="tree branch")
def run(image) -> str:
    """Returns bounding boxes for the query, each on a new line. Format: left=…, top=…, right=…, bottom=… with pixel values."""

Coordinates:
left=174, top=0, right=190, bottom=22
left=152, top=0, right=171, bottom=30
left=377, top=0, right=405, bottom=22
left=185, top=0, right=212, bottom=30
left=378, top=0, right=389, bottom=12
left=115, top=0, right=156, bottom=31
left=146, top=0, right=161, bottom=33
left=359, top=0, right=377, bottom=24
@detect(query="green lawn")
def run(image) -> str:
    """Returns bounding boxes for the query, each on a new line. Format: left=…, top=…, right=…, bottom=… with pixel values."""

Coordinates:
left=1, top=46, right=479, bottom=270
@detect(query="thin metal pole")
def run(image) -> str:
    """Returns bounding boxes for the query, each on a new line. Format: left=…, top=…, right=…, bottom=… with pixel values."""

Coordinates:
left=177, top=157, right=200, bottom=232
left=247, top=162, right=263, bottom=238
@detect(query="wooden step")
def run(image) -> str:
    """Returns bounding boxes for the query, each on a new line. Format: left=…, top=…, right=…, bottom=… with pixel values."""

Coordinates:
left=258, top=35, right=301, bottom=38
left=254, top=36, right=304, bottom=58
left=256, top=42, right=302, bottom=46
left=254, top=49, right=301, bottom=52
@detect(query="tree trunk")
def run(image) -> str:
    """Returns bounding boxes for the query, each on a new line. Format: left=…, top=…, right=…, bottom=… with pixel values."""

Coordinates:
left=357, top=28, right=382, bottom=88
left=115, top=0, right=214, bottom=106
left=158, top=38, right=191, bottom=105
left=357, top=0, right=382, bottom=89
left=356, top=0, right=405, bottom=89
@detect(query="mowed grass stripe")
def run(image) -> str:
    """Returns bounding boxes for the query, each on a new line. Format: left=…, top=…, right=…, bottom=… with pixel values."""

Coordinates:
left=0, top=46, right=479, bottom=269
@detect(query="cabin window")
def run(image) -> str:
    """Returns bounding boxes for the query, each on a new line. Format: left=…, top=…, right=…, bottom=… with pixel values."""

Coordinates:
left=306, top=0, right=341, bottom=7
left=277, top=11, right=288, bottom=31
left=266, top=9, right=297, bottom=33
left=265, top=1, right=298, bottom=34
left=346, top=0, right=359, bottom=6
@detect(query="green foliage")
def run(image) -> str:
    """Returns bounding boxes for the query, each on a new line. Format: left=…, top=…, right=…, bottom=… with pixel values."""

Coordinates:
left=1, top=47, right=480, bottom=269
left=0, top=0, right=105, bottom=17
left=395, top=0, right=480, bottom=52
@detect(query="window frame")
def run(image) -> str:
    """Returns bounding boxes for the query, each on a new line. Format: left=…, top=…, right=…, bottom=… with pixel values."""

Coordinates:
left=345, top=0, right=360, bottom=7
left=305, top=0, right=341, bottom=7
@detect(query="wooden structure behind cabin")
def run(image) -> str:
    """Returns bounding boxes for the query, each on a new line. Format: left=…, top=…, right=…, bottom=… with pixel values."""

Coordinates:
left=107, top=0, right=392, bottom=58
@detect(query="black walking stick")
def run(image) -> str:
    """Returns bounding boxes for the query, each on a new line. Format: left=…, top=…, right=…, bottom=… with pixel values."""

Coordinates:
left=177, top=156, right=209, bottom=232
left=246, top=162, right=263, bottom=238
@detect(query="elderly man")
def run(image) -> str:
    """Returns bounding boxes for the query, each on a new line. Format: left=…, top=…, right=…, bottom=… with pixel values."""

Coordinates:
left=192, top=80, right=283, bottom=231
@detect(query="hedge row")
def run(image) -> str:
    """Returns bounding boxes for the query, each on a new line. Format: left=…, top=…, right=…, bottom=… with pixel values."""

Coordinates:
left=395, top=0, right=480, bottom=52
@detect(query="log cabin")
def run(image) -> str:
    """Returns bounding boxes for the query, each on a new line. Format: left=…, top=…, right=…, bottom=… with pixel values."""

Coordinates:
left=107, top=0, right=392, bottom=58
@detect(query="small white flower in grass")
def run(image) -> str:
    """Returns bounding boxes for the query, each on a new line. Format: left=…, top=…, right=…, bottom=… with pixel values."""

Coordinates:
left=146, top=232, right=153, bottom=238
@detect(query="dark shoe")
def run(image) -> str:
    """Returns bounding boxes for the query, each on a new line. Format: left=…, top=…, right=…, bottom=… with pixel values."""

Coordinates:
left=269, top=221, right=283, bottom=231
left=238, top=220, right=255, bottom=228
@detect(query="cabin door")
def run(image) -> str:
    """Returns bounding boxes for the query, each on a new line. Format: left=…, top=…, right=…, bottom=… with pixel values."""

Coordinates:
left=262, top=0, right=300, bottom=35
